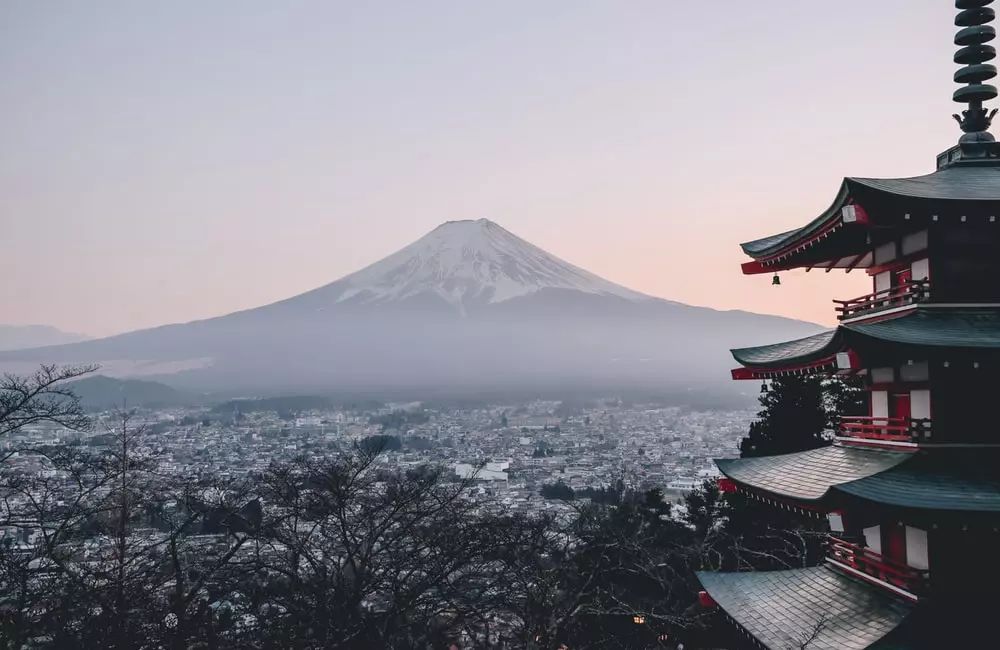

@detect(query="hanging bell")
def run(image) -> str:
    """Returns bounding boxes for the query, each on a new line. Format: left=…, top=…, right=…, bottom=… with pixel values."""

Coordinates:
left=772, top=273, right=781, bottom=286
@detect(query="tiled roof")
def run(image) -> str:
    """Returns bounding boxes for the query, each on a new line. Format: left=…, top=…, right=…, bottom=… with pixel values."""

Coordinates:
left=850, top=165, right=1000, bottom=201
left=697, top=566, right=912, bottom=650
left=715, top=446, right=909, bottom=501
left=731, top=330, right=839, bottom=368
left=732, top=308, right=1000, bottom=371
left=835, top=450, right=1000, bottom=512
left=740, top=163, right=1000, bottom=259
left=741, top=183, right=850, bottom=257
left=845, top=307, right=1000, bottom=349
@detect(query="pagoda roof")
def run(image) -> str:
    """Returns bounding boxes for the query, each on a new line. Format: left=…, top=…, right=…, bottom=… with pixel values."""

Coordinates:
left=715, top=446, right=909, bottom=502
left=849, top=164, right=1000, bottom=202
left=697, top=565, right=912, bottom=650
left=835, top=450, right=1000, bottom=513
left=720, top=446, right=1000, bottom=516
left=740, top=162, right=1000, bottom=273
left=731, top=330, right=839, bottom=368
left=741, top=181, right=853, bottom=258
left=731, top=307, right=1000, bottom=373
left=847, top=307, right=1000, bottom=350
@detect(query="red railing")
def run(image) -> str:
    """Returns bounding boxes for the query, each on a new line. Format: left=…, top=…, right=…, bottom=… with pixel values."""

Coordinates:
left=827, top=536, right=929, bottom=596
left=837, top=416, right=931, bottom=443
left=834, top=280, right=929, bottom=320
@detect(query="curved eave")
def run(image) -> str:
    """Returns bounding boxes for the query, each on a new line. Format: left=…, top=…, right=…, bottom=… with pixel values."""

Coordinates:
left=714, top=446, right=910, bottom=502
left=730, top=355, right=845, bottom=380
left=844, top=307, right=1000, bottom=351
left=731, top=329, right=841, bottom=369
left=740, top=181, right=862, bottom=274
left=735, top=308, right=1000, bottom=377
left=697, top=566, right=912, bottom=650
left=834, top=450, right=1000, bottom=514
left=741, top=181, right=852, bottom=257
left=849, top=164, right=1000, bottom=202
left=740, top=164, right=1000, bottom=274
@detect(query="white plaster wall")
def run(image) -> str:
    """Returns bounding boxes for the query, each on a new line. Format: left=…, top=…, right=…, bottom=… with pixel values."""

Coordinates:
left=905, top=526, right=929, bottom=570
left=911, top=258, right=930, bottom=281
left=871, top=391, right=889, bottom=418
left=911, top=390, right=931, bottom=420
left=864, top=525, right=882, bottom=554
left=874, top=242, right=898, bottom=265
left=902, top=230, right=929, bottom=255
left=871, top=367, right=895, bottom=384
left=900, top=361, right=929, bottom=382
left=875, top=271, right=892, bottom=294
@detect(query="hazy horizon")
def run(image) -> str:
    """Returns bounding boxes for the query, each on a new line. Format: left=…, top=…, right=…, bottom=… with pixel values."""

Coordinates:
left=2, top=1, right=956, bottom=337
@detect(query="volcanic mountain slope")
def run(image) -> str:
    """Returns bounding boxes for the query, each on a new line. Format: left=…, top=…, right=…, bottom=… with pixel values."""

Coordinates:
left=268, top=218, right=652, bottom=315
left=0, top=219, right=822, bottom=394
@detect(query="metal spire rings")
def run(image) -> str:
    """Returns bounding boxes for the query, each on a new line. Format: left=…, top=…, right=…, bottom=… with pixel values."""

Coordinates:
left=954, top=0, right=999, bottom=137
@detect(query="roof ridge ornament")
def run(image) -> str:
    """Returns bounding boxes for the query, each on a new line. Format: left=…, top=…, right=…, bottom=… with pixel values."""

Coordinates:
left=952, top=0, right=1000, bottom=159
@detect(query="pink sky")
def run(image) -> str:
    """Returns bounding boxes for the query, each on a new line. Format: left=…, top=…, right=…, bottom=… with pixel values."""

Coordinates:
left=1, top=1, right=959, bottom=336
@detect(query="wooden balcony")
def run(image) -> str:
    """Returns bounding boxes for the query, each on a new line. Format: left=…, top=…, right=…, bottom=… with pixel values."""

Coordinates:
left=827, top=536, right=928, bottom=599
left=834, top=280, right=929, bottom=321
left=837, top=416, right=931, bottom=444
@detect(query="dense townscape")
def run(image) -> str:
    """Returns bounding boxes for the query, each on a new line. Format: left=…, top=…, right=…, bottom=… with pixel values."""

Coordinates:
left=7, top=395, right=743, bottom=520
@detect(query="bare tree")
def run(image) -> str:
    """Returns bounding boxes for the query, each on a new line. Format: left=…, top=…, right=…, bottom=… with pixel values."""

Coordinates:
left=0, top=364, right=96, bottom=438
left=247, top=448, right=517, bottom=649
left=0, top=407, right=259, bottom=650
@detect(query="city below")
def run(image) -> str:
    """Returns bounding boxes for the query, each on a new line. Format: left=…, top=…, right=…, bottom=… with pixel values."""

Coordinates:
left=5, top=396, right=740, bottom=526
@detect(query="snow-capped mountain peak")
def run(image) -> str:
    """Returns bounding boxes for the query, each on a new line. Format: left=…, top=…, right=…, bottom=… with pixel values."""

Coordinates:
left=332, top=218, right=650, bottom=309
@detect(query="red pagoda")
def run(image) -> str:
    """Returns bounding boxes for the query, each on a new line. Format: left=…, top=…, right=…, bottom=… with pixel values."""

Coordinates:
left=696, top=2, right=1000, bottom=647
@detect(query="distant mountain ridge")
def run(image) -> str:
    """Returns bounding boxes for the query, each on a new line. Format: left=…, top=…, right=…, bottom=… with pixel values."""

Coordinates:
left=0, top=220, right=823, bottom=395
left=67, top=375, right=197, bottom=410
left=0, top=324, right=89, bottom=352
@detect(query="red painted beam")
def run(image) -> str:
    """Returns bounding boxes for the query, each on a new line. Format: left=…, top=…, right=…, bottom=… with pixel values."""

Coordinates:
left=740, top=203, right=871, bottom=275
left=730, top=356, right=840, bottom=380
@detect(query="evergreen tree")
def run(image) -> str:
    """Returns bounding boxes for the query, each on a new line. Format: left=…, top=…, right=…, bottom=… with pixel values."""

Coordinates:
left=540, top=480, right=576, bottom=501
left=739, top=376, right=865, bottom=458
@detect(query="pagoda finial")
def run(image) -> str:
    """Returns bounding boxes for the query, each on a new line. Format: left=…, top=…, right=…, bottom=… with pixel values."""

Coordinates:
left=953, top=0, right=999, bottom=154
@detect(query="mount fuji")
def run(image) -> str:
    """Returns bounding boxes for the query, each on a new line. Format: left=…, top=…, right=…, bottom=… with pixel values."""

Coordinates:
left=0, top=219, right=822, bottom=398
left=329, top=219, right=649, bottom=311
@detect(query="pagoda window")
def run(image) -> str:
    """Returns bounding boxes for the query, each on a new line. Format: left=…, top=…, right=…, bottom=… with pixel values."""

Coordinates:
left=899, top=361, right=929, bottom=383
left=893, top=266, right=913, bottom=290
left=874, top=270, right=892, bottom=297
left=871, top=391, right=889, bottom=419
left=888, top=391, right=911, bottom=421
left=911, top=389, right=931, bottom=421
left=881, top=522, right=908, bottom=567
left=863, top=525, right=882, bottom=554
left=901, top=230, right=929, bottom=256
left=871, top=367, right=895, bottom=385
left=874, top=241, right=897, bottom=266
left=905, top=526, right=929, bottom=571
left=910, top=258, right=930, bottom=283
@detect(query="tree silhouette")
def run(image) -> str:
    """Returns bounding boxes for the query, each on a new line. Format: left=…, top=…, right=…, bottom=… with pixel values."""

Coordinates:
left=739, top=376, right=865, bottom=458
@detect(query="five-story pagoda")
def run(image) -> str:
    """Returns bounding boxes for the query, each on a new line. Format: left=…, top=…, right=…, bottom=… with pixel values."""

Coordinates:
left=696, top=2, right=1000, bottom=648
